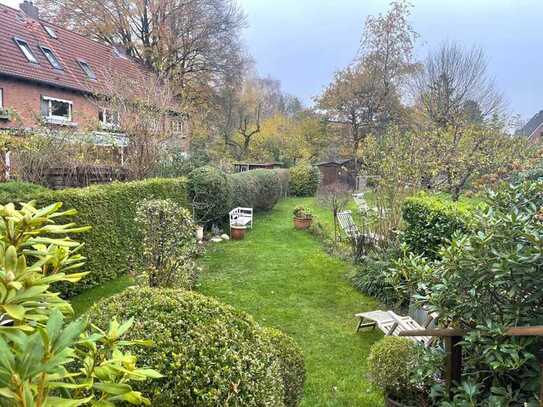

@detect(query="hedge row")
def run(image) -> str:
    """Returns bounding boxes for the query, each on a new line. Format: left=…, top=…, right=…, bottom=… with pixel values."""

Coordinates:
left=401, top=193, right=479, bottom=259
left=188, top=167, right=286, bottom=225
left=288, top=164, right=319, bottom=197
left=1, top=178, right=188, bottom=297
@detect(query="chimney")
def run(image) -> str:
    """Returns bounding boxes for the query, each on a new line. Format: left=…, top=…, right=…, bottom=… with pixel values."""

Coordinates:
left=20, top=1, right=39, bottom=20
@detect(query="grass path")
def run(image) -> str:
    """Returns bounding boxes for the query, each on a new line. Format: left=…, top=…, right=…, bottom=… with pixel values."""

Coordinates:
left=200, top=198, right=383, bottom=406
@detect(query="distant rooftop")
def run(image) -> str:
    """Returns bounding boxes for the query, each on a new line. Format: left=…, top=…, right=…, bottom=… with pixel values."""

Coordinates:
left=517, top=110, right=543, bottom=138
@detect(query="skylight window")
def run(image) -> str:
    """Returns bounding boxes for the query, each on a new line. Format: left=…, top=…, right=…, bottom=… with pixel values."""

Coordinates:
left=13, top=37, right=37, bottom=63
left=43, top=25, right=58, bottom=39
left=40, top=46, right=62, bottom=70
left=78, top=60, right=96, bottom=80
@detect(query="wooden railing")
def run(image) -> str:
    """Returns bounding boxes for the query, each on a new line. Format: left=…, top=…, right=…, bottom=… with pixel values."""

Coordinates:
left=399, top=326, right=543, bottom=402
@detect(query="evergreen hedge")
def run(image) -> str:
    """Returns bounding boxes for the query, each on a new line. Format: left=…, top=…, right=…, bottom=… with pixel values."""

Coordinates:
left=1, top=178, right=188, bottom=297
left=401, top=193, right=478, bottom=259
left=288, top=164, right=319, bottom=197
left=188, top=167, right=285, bottom=226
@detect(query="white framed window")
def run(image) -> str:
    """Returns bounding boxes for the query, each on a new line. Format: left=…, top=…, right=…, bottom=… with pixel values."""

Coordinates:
left=0, top=89, right=3, bottom=109
left=43, top=25, right=58, bottom=39
left=13, top=37, right=37, bottom=63
left=41, top=96, right=73, bottom=124
left=170, top=117, right=184, bottom=134
left=99, top=108, right=120, bottom=129
left=78, top=60, right=96, bottom=80
left=40, top=46, right=62, bottom=70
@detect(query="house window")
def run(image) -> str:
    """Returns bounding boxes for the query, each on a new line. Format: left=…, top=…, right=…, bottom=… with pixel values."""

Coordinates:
left=40, top=46, right=62, bottom=70
left=99, top=108, right=120, bottom=129
left=41, top=96, right=72, bottom=124
left=78, top=60, right=96, bottom=80
left=0, top=89, right=3, bottom=109
left=43, top=25, right=58, bottom=39
left=14, top=37, right=37, bottom=63
left=170, top=117, right=184, bottom=134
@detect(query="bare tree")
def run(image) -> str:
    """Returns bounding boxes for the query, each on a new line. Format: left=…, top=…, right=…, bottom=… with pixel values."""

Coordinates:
left=37, top=0, right=247, bottom=110
left=99, top=70, right=181, bottom=179
left=412, top=42, right=505, bottom=129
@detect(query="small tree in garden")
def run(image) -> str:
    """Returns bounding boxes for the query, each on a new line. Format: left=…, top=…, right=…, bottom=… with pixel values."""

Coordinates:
left=289, top=163, right=319, bottom=197
left=135, top=199, right=200, bottom=289
left=317, top=183, right=351, bottom=243
left=0, top=201, right=161, bottom=405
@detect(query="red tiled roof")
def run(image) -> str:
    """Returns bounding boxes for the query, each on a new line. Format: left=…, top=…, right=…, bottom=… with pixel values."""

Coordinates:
left=0, top=2, right=146, bottom=95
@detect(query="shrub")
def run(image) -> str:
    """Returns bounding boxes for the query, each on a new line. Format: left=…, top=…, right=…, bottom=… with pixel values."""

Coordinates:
left=0, top=178, right=188, bottom=297
left=401, top=193, right=478, bottom=259
left=229, top=169, right=282, bottom=211
left=187, top=166, right=230, bottom=225
left=262, top=327, right=305, bottom=407
left=415, top=182, right=543, bottom=404
left=135, top=199, right=200, bottom=289
left=0, top=180, right=48, bottom=202
left=0, top=201, right=160, bottom=405
left=88, top=288, right=285, bottom=406
left=367, top=337, right=419, bottom=401
left=289, top=163, right=319, bottom=197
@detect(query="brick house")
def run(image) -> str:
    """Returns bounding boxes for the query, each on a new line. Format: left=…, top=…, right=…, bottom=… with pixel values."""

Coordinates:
left=517, top=110, right=543, bottom=143
left=0, top=1, right=189, bottom=181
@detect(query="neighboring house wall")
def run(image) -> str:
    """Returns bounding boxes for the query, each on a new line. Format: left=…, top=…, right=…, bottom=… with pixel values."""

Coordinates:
left=0, top=76, right=99, bottom=130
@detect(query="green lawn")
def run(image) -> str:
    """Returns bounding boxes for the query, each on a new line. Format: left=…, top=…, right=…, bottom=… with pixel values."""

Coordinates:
left=69, top=197, right=383, bottom=406
left=200, top=198, right=383, bottom=406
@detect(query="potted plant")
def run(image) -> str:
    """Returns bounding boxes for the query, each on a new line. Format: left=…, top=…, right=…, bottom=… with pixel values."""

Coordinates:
left=367, top=337, right=430, bottom=406
left=230, top=222, right=247, bottom=240
left=293, top=206, right=313, bottom=230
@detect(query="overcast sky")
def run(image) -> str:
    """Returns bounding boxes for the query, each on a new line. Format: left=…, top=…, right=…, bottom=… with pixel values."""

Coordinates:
left=2, top=0, right=541, bottom=120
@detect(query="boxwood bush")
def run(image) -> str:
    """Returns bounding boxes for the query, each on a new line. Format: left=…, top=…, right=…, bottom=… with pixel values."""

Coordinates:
left=187, top=166, right=230, bottom=225
left=401, top=193, right=478, bottom=259
left=88, top=288, right=285, bottom=406
left=229, top=169, right=282, bottom=211
left=289, top=164, right=319, bottom=197
left=0, top=178, right=188, bottom=297
left=262, top=327, right=305, bottom=407
left=188, top=167, right=286, bottom=225
left=0, top=180, right=49, bottom=202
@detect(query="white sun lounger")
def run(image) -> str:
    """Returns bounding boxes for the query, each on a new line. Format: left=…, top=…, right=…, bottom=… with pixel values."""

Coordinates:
left=355, top=310, right=436, bottom=346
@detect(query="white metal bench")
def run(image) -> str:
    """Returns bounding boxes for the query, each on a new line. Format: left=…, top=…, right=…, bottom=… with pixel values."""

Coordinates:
left=355, top=310, right=437, bottom=346
left=230, top=207, right=253, bottom=229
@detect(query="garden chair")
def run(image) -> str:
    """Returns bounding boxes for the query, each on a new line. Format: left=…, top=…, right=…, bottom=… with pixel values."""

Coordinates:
left=337, top=210, right=361, bottom=240
left=229, top=207, right=253, bottom=229
left=355, top=310, right=437, bottom=346
left=352, top=193, right=369, bottom=212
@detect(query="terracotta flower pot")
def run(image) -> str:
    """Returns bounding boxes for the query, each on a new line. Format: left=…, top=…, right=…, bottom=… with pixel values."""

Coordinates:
left=230, top=225, right=247, bottom=240
left=293, top=217, right=312, bottom=230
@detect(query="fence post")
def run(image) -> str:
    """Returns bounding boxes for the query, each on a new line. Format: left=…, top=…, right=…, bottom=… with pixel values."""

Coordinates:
left=444, top=335, right=462, bottom=399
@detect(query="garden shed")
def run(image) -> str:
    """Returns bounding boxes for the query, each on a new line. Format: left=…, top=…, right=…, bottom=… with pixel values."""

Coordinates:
left=317, top=159, right=356, bottom=191
left=234, top=162, right=283, bottom=172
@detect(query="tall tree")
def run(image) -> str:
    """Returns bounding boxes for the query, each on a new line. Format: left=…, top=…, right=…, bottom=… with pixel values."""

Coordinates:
left=411, top=42, right=505, bottom=129
left=316, top=0, right=418, bottom=172
left=36, top=0, right=247, bottom=110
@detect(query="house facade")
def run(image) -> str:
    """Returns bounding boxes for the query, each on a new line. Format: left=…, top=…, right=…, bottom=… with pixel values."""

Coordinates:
left=517, top=110, right=543, bottom=143
left=0, top=1, right=189, bottom=166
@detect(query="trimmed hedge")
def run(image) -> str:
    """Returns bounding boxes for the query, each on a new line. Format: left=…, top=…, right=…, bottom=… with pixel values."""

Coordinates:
left=401, top=193, right=477, bottom=259
left=229, top=169, right=282, bottom=211
left=187, top=166, right=230, bottom=225
left=262, top=327, right=305, bottom=407
left=0, top=181, right=49, bottom=202
left=1, top=178, right=188, bottom=297
left=289, top=164, right=319, bottom=197
left=188, top=166, right=285, bottom=226
left=88, top=288, right=285, bottom=406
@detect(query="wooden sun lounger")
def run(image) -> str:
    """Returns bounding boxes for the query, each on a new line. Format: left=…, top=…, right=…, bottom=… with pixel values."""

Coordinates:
left=355, top=310, right=437, bottom=346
